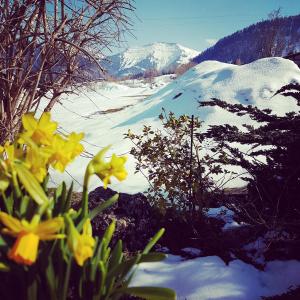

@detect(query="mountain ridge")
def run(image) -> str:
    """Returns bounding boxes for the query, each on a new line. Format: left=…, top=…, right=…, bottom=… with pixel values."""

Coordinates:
left=193, top=14, right=300, bottom=65
left=101, top=42, right=199, bottom=78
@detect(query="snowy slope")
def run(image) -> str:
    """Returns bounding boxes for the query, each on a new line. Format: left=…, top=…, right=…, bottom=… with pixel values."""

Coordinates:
left=121, top=57, right=300, bottom=127
left=45, top=57, right=300, bottom=194
left=102, top=42, right=199, bottom=78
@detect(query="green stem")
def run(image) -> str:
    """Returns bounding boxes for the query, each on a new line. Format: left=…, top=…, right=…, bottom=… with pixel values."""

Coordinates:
left=81, top=170, right=90, bottom=219
left=12, top=170, right=21, bottom=198
left=1, top=191, right=11, bottom=214
left=61, top=258, right=72, bottom=300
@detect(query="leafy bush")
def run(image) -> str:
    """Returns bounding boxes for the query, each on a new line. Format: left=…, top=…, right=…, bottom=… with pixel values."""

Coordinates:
left=0, top=113, right=175, bottom=300
left=201, top=83, right=300, bottom=231
left=125, top=111, right=224, bottom=214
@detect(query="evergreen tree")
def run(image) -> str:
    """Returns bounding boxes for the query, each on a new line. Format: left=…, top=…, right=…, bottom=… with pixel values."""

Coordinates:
left=200, top=83, right=300, bottom=229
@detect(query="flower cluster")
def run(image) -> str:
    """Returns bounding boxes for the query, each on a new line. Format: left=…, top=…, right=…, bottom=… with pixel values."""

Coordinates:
left=0, top=113, right=85, bottom=188
left=0, top=113, right=174, bottom=300
left=0, top=112, right=127, bottom=267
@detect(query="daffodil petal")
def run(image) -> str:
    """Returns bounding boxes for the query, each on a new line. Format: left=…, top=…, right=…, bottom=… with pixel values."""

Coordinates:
left=35, top=217, right=64, bottom=237
left=22, top=113, right=37, bottom=132
left=0, top=212, right=23, bottom=234
left=39, top=233, right=66, bottom=240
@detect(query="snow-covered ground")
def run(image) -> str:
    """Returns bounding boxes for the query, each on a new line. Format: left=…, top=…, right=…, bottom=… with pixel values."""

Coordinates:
left=130, top=255, right=300, bottom=300
left=43, top=57, right=300, bottom=194
left=42, top=57, right=300, bottom=300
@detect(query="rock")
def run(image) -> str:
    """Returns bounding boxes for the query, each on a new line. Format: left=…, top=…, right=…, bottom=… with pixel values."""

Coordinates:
left=87, top=187, right=158, bottom=252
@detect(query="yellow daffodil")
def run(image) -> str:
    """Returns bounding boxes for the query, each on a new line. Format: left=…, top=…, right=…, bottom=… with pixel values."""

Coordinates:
left=67, top=218, right=95, bottom=266
left=47, top=133, right=84, bottom=172
left=20, top=112, right=57, bottom=145
left=47, top=134, right=71, bottom=172
left=66, top=132, right=85, bottom=160
left=25, top=147, right=49, bottom=182
left=0, top=212, right=65, bottom=265
left=101, top=154, right=127, bottom=188
left=87, top=146, right=127, bottom=189
left=23, top=138, right=52, bottom=182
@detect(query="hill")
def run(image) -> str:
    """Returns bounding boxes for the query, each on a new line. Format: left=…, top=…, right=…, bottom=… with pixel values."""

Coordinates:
left=193, top=14, right=300, bottom=65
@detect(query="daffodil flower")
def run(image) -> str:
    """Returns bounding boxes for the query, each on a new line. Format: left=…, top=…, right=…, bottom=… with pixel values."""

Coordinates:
left=20, top=112, right=57, bottom=145
left=23, top=138, right=52, bottom=182
left=87, top=146, right=127, bottom=189
left=47, top=133, right=84, bottom=172
left=0, top=212, right=65, bottom=265
left=67, top=217, right=95, bottom=266
left=47, top=134, right=71, bottom=172
left=66, top=132, right=85, bottom=160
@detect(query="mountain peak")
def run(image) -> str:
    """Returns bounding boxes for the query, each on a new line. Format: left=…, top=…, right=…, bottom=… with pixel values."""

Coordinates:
left=102, top=42, right=200, bottom=78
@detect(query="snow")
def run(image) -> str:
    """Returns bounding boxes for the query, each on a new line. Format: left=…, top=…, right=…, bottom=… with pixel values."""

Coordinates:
left=181, top=247, right=202, bottom=257
left=205, top=206, right=243, bottom=231
left=120, top=57, right=300, bottom=127
left=42, top=57, right=300, bottom=194
left=102, top=42, right=199, bottom=77
left=130, top=254, right=300, bottom=300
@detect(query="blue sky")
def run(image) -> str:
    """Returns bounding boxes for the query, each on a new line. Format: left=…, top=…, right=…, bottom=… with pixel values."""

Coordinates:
left=115, top=0, right=300, bottom=53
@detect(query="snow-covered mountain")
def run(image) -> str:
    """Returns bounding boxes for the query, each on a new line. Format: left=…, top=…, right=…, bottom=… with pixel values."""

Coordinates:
left=102, top=42, right=199, bottom=78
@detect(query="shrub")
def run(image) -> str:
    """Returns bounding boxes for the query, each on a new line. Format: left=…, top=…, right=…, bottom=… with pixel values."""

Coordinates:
left=0, top=113, right=175, bottom=300
left=125, top=111, right=224, bottom=214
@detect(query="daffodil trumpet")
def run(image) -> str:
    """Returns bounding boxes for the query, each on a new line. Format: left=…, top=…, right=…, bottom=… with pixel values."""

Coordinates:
left=0, top=212, right=65, bottom=265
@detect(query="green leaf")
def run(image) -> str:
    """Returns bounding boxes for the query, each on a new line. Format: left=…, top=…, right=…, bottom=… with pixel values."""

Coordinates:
left=14, top=162, right=49, bottom=206
left=27, top=278, right=38, bottom=300
left=98, top=261, right=107, bottom=296
left=109, top=240, right=123, bottom=270
left=63, top=182, right=73, bottom=212
left=107, top=254, right=141, bottom=285
left=89, top=194, right=119, bottom=220
left=115, top=286, right=176, bottom=300
left=20, top=195, right=30, bottom=216
left=102, top=220, right=116, bottom=246
left=62, top=258, right=72, bottom=300
left=143, top=228, right=165, bottom=254
left=2, top=193, right=14, bottom=214
left=53, top=182, right=67, bottom=216
left=45, top=257, right=58, bottom=300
